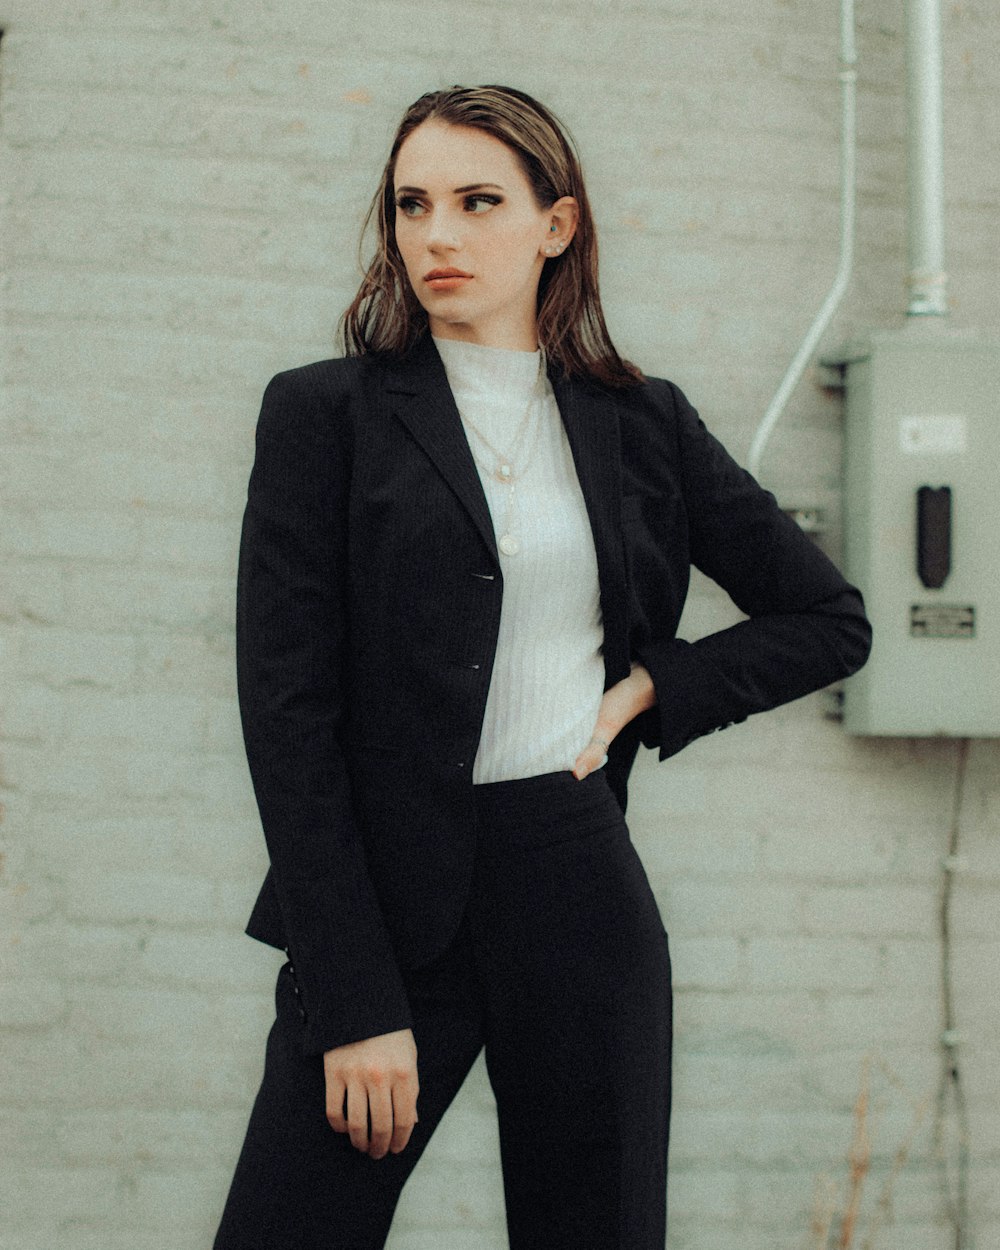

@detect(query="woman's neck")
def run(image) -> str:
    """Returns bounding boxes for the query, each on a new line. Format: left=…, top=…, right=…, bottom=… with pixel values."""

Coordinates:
left=428, top=315, right=539, bottom=353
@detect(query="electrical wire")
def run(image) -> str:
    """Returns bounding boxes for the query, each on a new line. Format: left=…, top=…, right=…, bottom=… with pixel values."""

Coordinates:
left=746, top=0, right=857, bottom=481
left=935, top=737, right=971, bottom=1249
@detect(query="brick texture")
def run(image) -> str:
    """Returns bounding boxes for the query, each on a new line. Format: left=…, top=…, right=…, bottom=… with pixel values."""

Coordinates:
left=2, top=1, right=999, bottom=1247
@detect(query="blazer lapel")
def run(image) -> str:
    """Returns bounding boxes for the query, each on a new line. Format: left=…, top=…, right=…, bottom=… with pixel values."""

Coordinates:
left=551, top=369, right=631, bottom=687
left=382, top=337, right=499, bottom=565
left=380, top=337, right=631, bottom=686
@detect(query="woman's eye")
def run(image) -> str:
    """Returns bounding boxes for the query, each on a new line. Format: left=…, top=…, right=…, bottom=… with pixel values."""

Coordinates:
left=465, top=194, right=501, bottom=213
left=395, top=197, right=426, bottom=217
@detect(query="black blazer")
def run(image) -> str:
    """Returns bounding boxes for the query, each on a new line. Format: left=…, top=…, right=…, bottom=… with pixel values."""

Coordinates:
left=235, top=334, right=871, bottom=1054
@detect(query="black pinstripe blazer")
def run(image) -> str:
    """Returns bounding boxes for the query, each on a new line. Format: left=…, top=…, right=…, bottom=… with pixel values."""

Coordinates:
left=235, top=333, right=871, bottom=1054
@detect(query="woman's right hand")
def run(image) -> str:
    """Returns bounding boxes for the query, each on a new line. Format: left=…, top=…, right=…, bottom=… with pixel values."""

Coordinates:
left=323, top=1028, right=419, bottom=1159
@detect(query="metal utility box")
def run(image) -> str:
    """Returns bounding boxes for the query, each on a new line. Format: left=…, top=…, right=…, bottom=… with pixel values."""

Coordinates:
left=835, top=330, right=1000, bottom=737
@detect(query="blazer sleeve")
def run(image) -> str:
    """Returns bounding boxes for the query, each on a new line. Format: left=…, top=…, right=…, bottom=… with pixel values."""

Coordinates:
left=236, top=366, right=413, bottom=1055
left=636, top=381, right=872, bottom=760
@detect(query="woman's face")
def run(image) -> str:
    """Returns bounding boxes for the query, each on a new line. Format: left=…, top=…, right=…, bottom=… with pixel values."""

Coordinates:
left=392, top=120, right=576, bottom=351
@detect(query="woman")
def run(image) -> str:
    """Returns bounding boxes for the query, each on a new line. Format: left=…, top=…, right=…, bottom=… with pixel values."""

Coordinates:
left=214, top=85, right=870, bottom=1249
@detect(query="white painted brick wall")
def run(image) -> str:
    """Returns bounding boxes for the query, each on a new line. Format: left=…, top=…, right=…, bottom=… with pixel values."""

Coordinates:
left=2, top=1, right=998, bottom=1247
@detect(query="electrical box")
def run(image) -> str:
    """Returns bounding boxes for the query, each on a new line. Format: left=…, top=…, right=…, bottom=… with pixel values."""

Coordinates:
left=834, top=330, right=1000, bottom=737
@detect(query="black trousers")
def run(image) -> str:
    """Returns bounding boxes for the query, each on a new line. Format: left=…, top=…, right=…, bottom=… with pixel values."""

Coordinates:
left=213, top=770, right=673, bottom=1249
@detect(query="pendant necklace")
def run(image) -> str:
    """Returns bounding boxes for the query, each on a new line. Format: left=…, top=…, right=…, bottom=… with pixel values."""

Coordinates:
left=460, top=351, right=546, bottom=557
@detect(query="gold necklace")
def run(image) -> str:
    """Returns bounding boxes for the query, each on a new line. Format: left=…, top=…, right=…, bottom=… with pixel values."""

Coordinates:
left=460, top=351, right=543, bottom=481
left=459, top=352, right=545, bottom=556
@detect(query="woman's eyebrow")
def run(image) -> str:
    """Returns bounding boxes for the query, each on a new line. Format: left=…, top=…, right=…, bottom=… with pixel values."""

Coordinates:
left=394, top=182, right=506, bottom=196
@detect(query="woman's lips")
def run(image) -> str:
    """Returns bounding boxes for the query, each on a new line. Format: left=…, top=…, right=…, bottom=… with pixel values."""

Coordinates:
left=424, top=269, right=472, bottom=291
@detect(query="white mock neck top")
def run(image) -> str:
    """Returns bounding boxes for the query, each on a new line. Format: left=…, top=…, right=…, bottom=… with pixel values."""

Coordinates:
left=433, top=335, right=605, bottom=783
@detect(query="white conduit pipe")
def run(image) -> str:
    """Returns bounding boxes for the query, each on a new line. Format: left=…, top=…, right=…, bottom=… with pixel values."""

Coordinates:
left=746, top=0, right=857, bottom=482
left=905, top=0, right=949, bottom=316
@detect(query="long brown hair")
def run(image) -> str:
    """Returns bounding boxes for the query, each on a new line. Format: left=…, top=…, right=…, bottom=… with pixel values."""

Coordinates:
left=339, top=85, right=642, bottom=387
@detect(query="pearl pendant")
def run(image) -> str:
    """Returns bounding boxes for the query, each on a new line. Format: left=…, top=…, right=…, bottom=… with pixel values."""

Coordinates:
left=498, top=533, right=520, bottom=556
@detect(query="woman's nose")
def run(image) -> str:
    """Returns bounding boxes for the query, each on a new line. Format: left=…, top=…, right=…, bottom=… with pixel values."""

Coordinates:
left=426, top=209, right=461, bottom=252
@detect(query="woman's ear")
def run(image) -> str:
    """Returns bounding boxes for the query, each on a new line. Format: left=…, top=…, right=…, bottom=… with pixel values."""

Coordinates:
left=541, top=196, right=579, bottom=257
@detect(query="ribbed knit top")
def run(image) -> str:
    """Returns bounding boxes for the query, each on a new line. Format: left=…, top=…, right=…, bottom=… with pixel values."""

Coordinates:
left=433, top=336, right=605, bottom=783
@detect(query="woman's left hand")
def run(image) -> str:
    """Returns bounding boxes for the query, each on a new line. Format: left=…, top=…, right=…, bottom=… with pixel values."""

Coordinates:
left=572, top=663, right=657, bottom=780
